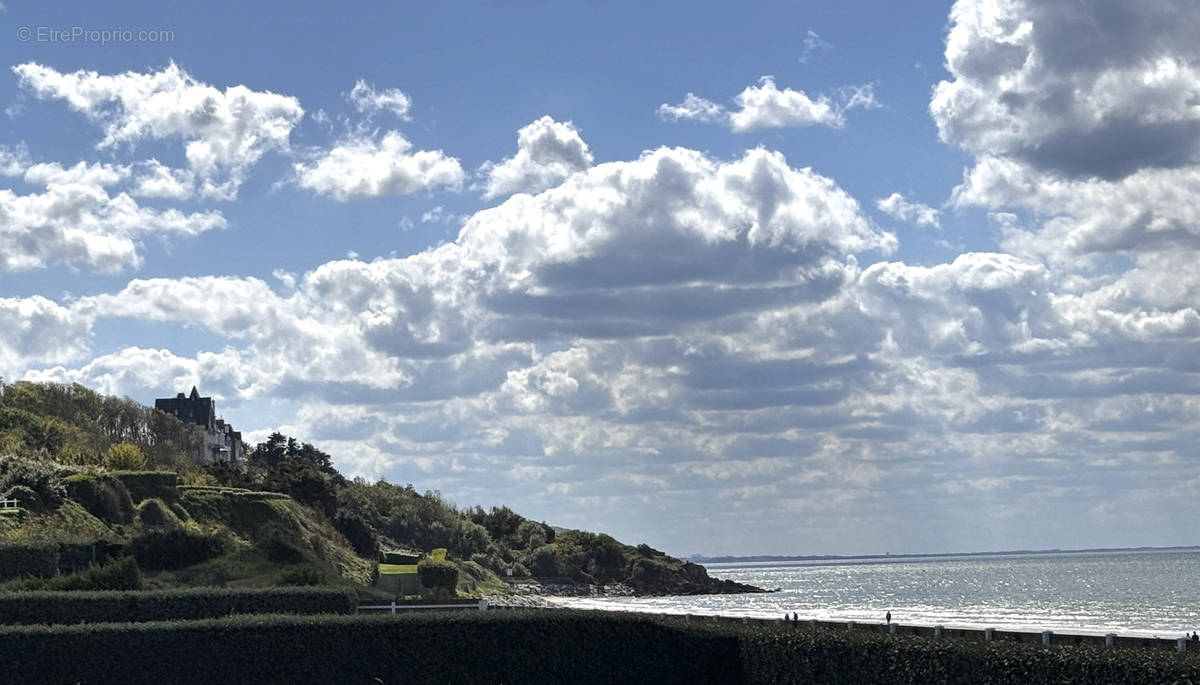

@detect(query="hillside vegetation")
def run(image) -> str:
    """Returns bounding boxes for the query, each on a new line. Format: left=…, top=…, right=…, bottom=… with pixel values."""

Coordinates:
left=0, top=380, right=761, bottom=595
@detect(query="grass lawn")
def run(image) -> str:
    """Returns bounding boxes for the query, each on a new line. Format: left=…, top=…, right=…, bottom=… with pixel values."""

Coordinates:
left=378, top=563, right=418, bottom=574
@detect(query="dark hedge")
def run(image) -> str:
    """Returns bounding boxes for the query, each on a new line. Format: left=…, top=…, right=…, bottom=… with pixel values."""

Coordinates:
left=128, top=528, right=223, bottom=570
left=0, top=610, right=1196, bottom=684
left=0, top=541, right=58, bottom=580
left=0, top=587, right=356, bottom=625
left=0, top=611, right=741, bottom=685
left=737, top=622, right=1200, bottom=683
left=113, top=471, right=180, bottom=503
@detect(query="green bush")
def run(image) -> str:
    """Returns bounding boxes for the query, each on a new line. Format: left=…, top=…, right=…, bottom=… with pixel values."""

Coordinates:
left=114, top=471, right=180, bottom=503
left=1, top=484, right=42, bottom=511
left=57, top=541, right=125, bottom=575
left=279, top=565, right=325, bottom=586
left=332, top=509, right=378, bottom=558
left=44, top=556, right=142, bottom=592
left=0, top=455, right=65, bottom=508
left=417, top=558, right=458, bottom=598
left=0, top=587, right=356, bottom=625
left=104, top=442, right=146, bottom=470
left=0, top=541, right=58, bottom=580
left=64, top=472, right=135, bottom=524
left=259, top=528, right=307, bottom=564
left=128, top=528, right=224, bottom=570
left=135, top=498, right=180, bottom=529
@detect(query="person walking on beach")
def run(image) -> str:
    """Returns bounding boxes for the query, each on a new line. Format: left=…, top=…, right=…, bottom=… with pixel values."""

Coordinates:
left=886, top=611, right=891, bottom=625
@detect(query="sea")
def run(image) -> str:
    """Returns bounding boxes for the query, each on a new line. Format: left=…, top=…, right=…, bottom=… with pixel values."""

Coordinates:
left=549, top=548, right=1200, bottom=638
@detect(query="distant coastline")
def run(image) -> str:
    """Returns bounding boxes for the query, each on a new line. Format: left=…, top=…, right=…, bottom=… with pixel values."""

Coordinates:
left=691, top=544, right=1200, bottom=565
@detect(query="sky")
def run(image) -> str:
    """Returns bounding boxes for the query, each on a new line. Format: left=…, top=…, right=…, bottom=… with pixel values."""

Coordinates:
left=1, top=0, right=1198, bottom=557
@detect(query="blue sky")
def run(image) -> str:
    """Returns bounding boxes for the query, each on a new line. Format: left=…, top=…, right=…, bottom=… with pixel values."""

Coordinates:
left=1, top=0, right=1198, bottom=557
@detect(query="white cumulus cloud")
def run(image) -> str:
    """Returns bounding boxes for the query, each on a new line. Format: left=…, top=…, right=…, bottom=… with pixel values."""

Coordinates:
left=478, top=116, right=593, bottom=199
left=347, top=79, right=412, bottom=118
left=659, top=77, right=879, bottom=131
left=0, top=156, right=225, bottom=274
left=293, top=131, right=464, bottom=200
left=876, top=192, right=940, bottom=228
left=13, top=61, right=303, bottom=200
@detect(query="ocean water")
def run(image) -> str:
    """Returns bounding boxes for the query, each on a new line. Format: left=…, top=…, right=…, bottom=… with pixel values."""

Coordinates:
left=549, top=549, right=1200, bottom=638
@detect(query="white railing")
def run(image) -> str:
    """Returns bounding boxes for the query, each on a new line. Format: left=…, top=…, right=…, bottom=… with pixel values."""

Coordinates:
left=0, top=499, right=19, bottom=510
left=359, top=599, right=489, bottom=614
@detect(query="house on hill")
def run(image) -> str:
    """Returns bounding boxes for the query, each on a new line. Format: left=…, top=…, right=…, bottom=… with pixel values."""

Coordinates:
left=154, top=386, right=245, bottom=464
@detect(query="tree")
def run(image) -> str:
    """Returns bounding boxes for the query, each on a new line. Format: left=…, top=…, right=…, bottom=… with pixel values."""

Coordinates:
left=104, top=442, right=146, bottom=470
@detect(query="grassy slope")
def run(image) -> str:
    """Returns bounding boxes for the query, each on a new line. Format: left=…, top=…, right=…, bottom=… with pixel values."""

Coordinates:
left=0, top=480, right=375, bottom=590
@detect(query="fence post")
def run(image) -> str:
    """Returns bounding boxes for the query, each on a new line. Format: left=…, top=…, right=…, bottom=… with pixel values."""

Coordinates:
left=390, top=600, right=396, bottom=615
left=1178, top=638, right=1188, bottom=652
left=985, top=628, right=994, bottom=641
left=888, top=623, right=897, bottom=634
left=1041, top=631, right=1052, bottom=646
left=1105, top=633, right=1116, bottom=647
left=479, top=598, right=489, bottom=612
left=934, top=625, right=943, bottom=638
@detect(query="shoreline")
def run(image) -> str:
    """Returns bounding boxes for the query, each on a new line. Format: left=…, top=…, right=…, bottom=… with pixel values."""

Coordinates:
left=486, top=594, right=1196, bottom=641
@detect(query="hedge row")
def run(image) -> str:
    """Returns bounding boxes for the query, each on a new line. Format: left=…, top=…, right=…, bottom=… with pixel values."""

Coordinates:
left=0, top=611, right=1196, bottom=684
left=0, top=611, right=741, bottom=684
left=112, top=471, right=180, bottom=503
left=0, top=541, right=58, bottom=580
left=738, top=622, right=1200, bottom=683
left=0, top=587, right=356, bottom=625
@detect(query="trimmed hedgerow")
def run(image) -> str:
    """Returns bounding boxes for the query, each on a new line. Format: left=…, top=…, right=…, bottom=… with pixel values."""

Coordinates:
left=417, top=558, right=458, bottom=595
left=64, top=472, right=135, bottom=525
left=0, top=609, right=1195, bottom=683
left=113, top=471, right=180, bottom=503
left=135, top=498, right=180, bottom=529
left=0, top=587, right=356, bottom=626
left=736, top=622, right=1200, bottom=683
left=0, top=541, right=59, bottom=580
left=0, top=610, right=741, bottom=684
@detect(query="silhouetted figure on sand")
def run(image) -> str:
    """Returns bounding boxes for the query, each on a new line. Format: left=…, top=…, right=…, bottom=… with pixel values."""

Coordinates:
left=886, top=611, right=891, bottom=625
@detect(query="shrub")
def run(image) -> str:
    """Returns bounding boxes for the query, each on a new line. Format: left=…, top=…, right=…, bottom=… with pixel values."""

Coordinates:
left=259, top=528, right=307, bottom=564
left=64, top=473, right=134, bottom=525
left=279, top=565, right=325, bottom=586
left=55, top=444, right=100, bottom=467
left=0, top=541, right=59, bottom=580
left=46, top=556, right=142, bottom=592
left=57, top=541, right=125, bottom=575
left=1, top=484, right=42, bottom=512
left=332, top=510, right=378, bottom=558
left=0, top=455, right=65, bottom=508
left=0, top=587, right=356, bottom=625
left=104, top=442, right=146, bottom=470
left=135, top=498, right=180, bottom=529
left=115, top=471, right=180, bottom=503
left=129, top=528, right=224, bottom=571
left=417, top=559, right=458, bottom=599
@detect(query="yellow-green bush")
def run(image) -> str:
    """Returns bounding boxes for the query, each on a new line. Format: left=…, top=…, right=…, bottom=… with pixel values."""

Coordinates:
left=103, top=442, right=146, bottom=471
